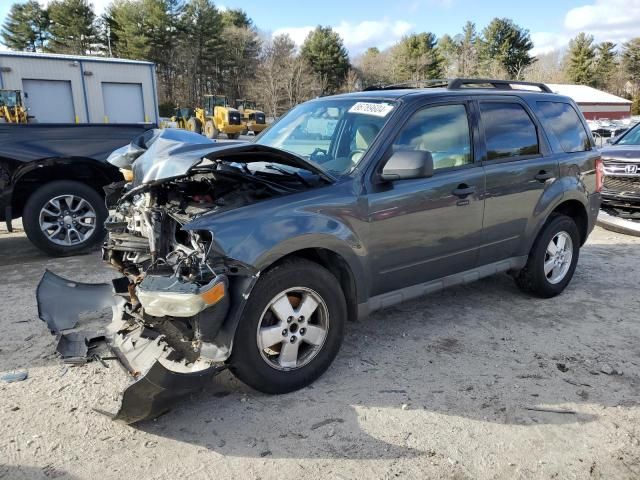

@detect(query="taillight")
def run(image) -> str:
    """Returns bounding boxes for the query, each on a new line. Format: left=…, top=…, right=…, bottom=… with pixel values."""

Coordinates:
left=595, top=157, right=604, bottom=193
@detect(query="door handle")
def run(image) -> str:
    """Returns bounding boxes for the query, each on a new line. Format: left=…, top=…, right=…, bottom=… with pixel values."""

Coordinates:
left=535, top=170, right=554, bottom=182
left=452, top=184, right=476, bottom=198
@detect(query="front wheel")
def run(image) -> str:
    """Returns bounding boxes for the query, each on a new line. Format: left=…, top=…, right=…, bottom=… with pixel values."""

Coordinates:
left=186, top=117, right=202, bottom=134
left=204, top=120, right=218, bottom=139
left=229, top=259, right=346, bottom=394
left=22, top=180, right=107, bottom=256
left=515, top=214, right=580, bottom=298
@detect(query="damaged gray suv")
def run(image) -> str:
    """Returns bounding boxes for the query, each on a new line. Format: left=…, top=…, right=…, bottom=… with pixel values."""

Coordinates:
left=38, top=79, right=602, bottom=423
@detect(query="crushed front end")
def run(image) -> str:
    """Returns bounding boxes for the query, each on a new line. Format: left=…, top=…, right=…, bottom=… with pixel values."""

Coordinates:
left=36, top=129, right=326, bottom=423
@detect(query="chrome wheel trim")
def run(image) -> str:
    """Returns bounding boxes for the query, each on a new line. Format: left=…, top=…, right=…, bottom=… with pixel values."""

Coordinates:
left=544, top=231, right=573, bottom=284
left=38, top=194, right=97, bottom=246
left=256, top=287, right=329, bottom=371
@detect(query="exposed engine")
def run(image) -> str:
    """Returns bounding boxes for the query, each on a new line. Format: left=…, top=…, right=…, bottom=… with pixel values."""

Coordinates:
left=36, top=129, right=326, bottom=423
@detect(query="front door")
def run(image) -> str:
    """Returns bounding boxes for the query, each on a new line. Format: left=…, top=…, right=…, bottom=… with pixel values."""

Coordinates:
left=365, top=101, right=486, bottom=297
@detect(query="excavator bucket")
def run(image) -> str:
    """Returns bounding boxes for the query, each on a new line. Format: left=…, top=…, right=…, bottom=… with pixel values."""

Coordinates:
left=36, top=270, right=225, bottom=424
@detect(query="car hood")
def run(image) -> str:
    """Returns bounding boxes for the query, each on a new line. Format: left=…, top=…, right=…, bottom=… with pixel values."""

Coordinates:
left=600, top=145, right=640, bottom=163
left=107, top=128, right=333, bottom=186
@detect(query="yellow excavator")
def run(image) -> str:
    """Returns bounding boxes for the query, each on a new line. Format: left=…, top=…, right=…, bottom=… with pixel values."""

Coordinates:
left=0, top=89, right=28, bottom=124
left=161, top=107, right=195, bottom=130
left=186, top=94, right=244, bottom=139
left=236, top=99, right=268, bottom=135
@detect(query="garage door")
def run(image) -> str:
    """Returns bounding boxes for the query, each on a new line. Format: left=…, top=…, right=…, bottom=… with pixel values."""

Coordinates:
left=22, top=79, right=75, bottom=123
left=102, top=82, right=144, bottom=123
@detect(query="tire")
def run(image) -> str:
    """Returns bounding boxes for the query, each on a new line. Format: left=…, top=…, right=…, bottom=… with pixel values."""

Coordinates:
left=22, top=180, right=108, bottom=257
left=227, top=132, right=240, bottom=140
left=515, top=214, right=580, bottom=298
left=186, top=117, right=202, bottom=134
left=204, top=120, right=218, bottom=139
left=229, top=258, right=347, bottom=394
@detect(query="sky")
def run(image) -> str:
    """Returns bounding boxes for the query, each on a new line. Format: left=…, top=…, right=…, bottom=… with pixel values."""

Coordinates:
left=1, top=0, right=639, bottom=56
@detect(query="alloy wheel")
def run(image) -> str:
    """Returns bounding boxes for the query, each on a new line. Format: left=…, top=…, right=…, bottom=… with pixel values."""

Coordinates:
left=256, top=287, right=329, bottom=371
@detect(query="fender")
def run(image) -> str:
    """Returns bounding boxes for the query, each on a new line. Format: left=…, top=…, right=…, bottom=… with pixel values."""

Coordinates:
left=182, top=185, right=370, bottom=360
left=1, top=156, right=121, bottom=222
left=521, top=175, right=590, bottom=255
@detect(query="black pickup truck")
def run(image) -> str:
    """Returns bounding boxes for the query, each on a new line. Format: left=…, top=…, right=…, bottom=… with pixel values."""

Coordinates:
left=0, top=123, right=152, bottom=255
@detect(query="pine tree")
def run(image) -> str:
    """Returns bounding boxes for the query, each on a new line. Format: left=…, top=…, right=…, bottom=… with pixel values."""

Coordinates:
left=479, top=18, right=535, bottom=79
left=180, top=0, right=224, bottom=103
left=103, top=0, right=150, bottom=60
left=392, top=32, right=444, bottom=81
left=47, top=0, right=98, bottom=55
left=301, top=26, right=350, bottom=95
left=1, top=1, right=50, bottom=52
left=622, top=38, right=640, bottom=87
left=566, top=33, right=596, bottom=86
left=593, top=41, right=617, bottom=91
left=220, top=8, right=252, bottom=29
left=459, top=21, right=479, bottom=77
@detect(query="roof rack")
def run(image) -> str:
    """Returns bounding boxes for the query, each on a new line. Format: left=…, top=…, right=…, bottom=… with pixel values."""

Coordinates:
left=447, top=78, right=553, bottom=93
left=362, top=78, right=553, bottom=93
left=362, top=79, right=449, bottom=91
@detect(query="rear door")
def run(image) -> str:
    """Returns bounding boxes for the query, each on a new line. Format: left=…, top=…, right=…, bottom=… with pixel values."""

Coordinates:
left=365, top=100, right=486, bottom=296
left=477, top=97, right=560, bottom=263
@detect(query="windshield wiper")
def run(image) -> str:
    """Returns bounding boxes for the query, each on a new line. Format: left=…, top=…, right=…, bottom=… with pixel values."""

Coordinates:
left=265, top=164, right=312, bottom=187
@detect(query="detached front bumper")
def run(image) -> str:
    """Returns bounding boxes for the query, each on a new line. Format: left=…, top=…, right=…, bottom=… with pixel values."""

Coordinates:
left=36, top=270, right=226, bottom=424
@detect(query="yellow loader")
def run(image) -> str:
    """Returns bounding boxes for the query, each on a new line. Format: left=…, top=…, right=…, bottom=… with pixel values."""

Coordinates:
left=0, top=90, right=28, bottom=124
left=236, top=99, right=268, bottom=135
left=186, top=95, right=244, bottom=139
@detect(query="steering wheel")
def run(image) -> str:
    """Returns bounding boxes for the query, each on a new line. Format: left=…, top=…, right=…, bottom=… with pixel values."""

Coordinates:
left=349, top=149, right=367, bottom=163
left=310, top=148, right=329, bottom=162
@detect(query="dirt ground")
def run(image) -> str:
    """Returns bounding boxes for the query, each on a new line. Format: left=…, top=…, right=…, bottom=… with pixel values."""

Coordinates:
left=1, top=220, right=639, bottom=480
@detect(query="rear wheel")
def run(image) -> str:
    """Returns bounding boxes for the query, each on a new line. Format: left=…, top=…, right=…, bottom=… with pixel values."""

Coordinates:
left=186, top=117, right=202, bottom=134
left=204, top=120, right=219, bottom=139
left=229, top=259, right=346, bottom=394
left=515, top=214, right=580, bottom=298
left=22, top=180, right=107, bottom=256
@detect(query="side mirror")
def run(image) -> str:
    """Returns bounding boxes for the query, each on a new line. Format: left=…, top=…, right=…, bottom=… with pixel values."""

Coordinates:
left=380, top=150, right=434, bottom=181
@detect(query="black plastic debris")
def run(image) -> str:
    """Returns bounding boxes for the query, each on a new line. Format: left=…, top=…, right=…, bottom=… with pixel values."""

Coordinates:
left=37, top=270, right=122, bottom=333
left=56, top=332, right=105, bottom=363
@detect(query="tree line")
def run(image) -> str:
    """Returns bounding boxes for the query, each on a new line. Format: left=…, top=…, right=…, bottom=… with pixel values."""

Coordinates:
left=2, top=0, right=640, bottom=117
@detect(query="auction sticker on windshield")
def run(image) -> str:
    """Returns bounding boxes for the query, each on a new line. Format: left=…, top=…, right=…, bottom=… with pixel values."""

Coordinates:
left=348, top=102, right=395, bottom=117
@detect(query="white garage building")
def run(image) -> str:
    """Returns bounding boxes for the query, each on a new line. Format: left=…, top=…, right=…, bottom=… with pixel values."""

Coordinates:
left=0, top=51, right=158, bottom=125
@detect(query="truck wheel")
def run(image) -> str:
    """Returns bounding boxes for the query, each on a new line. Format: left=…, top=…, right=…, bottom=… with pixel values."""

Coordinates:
left=204, top=120, right=218, bottom=139
left=227, top=132, right=240, bottom=140
left=22, top=180, right=107, bottom=257
left=187, top=117, right=202, bottom=134
left=229, top=258, right=346, bottom=394
left=515, top=214, right=580, bottom=298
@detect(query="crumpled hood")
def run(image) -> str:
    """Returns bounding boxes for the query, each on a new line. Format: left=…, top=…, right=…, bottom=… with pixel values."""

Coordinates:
left=600, top=145, right=640, bottom=163
left=107, top=128, right=332, bottom=186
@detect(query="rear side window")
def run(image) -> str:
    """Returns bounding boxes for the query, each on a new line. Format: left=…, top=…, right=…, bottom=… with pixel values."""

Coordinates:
left=536, top=101, right=590, bottom=152
left=480, top=102, right=539, bottom=160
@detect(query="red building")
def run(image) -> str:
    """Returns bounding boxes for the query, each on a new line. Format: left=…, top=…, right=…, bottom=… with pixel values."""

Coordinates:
left=546, top=84, right=632, bottom=120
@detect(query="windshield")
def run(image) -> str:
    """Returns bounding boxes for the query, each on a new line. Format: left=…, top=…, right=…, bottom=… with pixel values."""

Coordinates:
left=256, top=98, right=396, bottom=175
left=616, top=122, right=640, bottom=145
left=0, top=90, right=18, bottom=107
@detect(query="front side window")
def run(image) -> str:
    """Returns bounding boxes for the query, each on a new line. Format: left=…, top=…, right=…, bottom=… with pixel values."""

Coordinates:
left=480, top=102, right=539, bottom=160
left=392, top=104, right=472, bottom=170
left=536, top=101, right=590, bottom=153
left=257, top=98, right=396, bottom=175
left=616, top=122, right=640, bottom=145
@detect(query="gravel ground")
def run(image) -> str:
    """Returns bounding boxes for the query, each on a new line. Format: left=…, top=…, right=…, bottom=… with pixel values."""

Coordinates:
left=1, top=220, right=639, bottom=480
